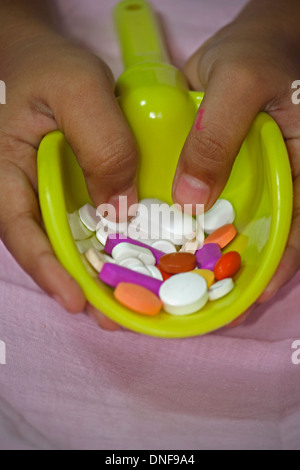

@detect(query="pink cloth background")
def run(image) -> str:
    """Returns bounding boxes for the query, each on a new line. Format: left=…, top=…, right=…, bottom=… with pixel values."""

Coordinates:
left=1, top=0, right=300, bottom=450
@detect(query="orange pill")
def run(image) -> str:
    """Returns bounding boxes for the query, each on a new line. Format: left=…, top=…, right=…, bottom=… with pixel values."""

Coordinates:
left=158, top=252, right=197, bottom=274
left=204, top=224, right=237, bottom=248
left=114, top=282, right=162, bottom=316
left=214, top=251, right=241, bottom=280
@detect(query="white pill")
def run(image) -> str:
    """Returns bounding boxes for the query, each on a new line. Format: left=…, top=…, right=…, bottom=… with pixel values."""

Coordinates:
left=111, top=242, right=156, bottom=265
left=67, top=211, right=93, bottom=241
left=179, top=237, right=201, bottom=254
left=208, top=278, right=234, bottom=301
left=145, top=265, right=164, bottom=281
left=118, top=257, right=144, bottom=268
left=96, top=222, right=115, bottom=245
left=128, top=198, right=197, bottom=244
left=131, top=265, right=153, bottom=276
left=96, top=210, right=128, bottom=234
left=199, top=199, right=235, bottom=235
left=159, top=272, right=208, bottom=315
left=151, top=239, right=177, bottom=254
left=79, top=203, right=100, bottom=232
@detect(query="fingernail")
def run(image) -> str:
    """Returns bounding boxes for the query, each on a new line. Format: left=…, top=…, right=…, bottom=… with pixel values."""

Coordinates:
left=173, top=173, right=210, bottom=213
left=108, top=185, right=138, bottom=223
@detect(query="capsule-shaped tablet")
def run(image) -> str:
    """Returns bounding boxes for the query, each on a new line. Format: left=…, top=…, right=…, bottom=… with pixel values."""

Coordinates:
left=105, top=234, right=165, bottom=264
left=99, top=263, right=163, bottom=296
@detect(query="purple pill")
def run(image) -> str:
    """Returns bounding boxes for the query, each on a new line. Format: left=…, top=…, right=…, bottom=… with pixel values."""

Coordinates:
left=104, top=234, right=165, bottom=264
left=99, top=263, right=163, bottom=296
left=195, top=243, right=222, bottom=271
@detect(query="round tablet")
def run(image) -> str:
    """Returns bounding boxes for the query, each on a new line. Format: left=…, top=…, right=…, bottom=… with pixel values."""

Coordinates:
left=158, top=252, right=197, bottom=274
left=208, top=278, right=234, bottom=301
left=159, top=272, right=208, bottom=315
left=114, top=283, right=162, bottom=316
left=79, top=203, right=100, bottom=232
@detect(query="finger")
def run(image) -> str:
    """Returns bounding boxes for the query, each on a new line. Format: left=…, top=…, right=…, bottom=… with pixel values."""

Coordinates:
left=86, top=305, right=121, bottom=331
left=258, top=169, right=300, bottom=303
left=225, top=303, right=257, bottom=329
left=0, top=158, right=86, bottom=313
left=49, top=58, right=138, bottom=220
left=173, top=61, right=269, bottom=213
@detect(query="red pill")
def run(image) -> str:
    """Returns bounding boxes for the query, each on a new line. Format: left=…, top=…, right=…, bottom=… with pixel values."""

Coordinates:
left=157, top=266, right=173, bottom=281
left=214, top=251, right=241, bottom=280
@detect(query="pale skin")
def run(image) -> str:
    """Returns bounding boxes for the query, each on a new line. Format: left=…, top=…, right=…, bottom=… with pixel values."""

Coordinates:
left=0, top=0, right=299, bottom=330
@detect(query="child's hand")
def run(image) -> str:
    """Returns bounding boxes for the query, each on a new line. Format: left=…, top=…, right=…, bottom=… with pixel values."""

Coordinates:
left=173, top=0, right=300, bottom=310
left=0, top=32, right=138, bottom=329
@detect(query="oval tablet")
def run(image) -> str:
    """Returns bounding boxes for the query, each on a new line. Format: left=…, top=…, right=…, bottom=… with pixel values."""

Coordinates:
left=114, top=283, right=162, bottom=316
left=208, top=278, right=234, bottom=301
left=112, top=242, right=156, bottom=265
left=158, top=252, right=197, bottom=274
left=204, top=224, right=237, bottom=249
left=159, top=272, right=208, bottom=315
left=214, top=251, right=241, bottom=280
left=100, top=263, right=163, bottom=296
left=151, top=239, right=177, bottom=254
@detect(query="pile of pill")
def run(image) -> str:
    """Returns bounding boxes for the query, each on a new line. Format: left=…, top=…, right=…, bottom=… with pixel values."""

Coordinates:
left=68, top=198, right=241, bottom=317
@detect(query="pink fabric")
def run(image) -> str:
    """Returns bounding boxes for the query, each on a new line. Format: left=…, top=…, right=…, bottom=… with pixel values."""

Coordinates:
left=1, top=0, right=300, bottom=450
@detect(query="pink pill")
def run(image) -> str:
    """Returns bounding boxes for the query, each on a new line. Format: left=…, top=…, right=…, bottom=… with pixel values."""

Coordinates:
left=99, top=263, right=163, bottom=296
left=104, top=234, right=165, bottom=264
left=195, top=243, right=222, bottom=271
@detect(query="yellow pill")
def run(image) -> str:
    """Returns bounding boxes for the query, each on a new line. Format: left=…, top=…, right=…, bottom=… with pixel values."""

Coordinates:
left=191, top=269, right=215, bottom=288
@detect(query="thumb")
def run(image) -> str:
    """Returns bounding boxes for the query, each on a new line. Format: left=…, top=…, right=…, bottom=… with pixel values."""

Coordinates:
left=51, top=61, right=138, bottom=220
left=173, top=61, right=266, bottom=213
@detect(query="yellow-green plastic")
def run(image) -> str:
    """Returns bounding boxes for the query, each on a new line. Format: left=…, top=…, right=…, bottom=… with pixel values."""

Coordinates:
left=37, top=0, right=293, bottom=338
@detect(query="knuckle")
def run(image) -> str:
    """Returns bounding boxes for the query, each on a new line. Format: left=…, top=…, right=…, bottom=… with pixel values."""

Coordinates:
left=83, top=136, right=138, bottom=181
left=189, top=127, right=231, bottom=174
